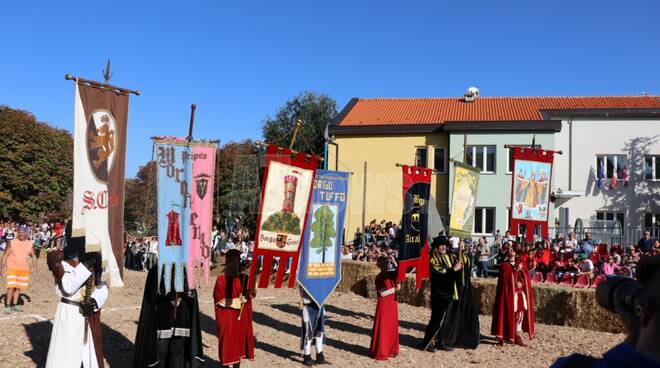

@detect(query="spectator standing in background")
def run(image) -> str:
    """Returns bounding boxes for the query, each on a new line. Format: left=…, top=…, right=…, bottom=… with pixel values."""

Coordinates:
left=638, top=230, right=654, bottom=254
left=564, top=232, right=578, bottom=252
left=1, top=227, right=37, bottom=313
left=477, top=237, right=490, bottom=278
left=148, top=237, right=158, bottom=270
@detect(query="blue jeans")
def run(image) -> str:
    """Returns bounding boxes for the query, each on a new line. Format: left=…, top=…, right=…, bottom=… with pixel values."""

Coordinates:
left=478, top=261, right=489, bottom=277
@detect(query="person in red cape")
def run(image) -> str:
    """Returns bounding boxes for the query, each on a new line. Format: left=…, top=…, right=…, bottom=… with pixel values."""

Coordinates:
left=491, top=242, right=535, bottom=346
left=213, top=249, right=255, bottom=368
left=370, top=256, right=400, bottom=360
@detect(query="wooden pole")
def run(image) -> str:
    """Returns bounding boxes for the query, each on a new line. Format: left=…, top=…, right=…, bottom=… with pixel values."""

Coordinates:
left=361, top=161, right=367, bottom=248
left=64, top=74, right=140, bottom=96
left=289, top=119, right=302, bottom=149
left=463, top=134, right=468, bottom=163
left=187, top=104, right=197, bottom=142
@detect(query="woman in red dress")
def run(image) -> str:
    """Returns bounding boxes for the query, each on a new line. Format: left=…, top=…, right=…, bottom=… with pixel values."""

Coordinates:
left=369, top=256, right=400, bottom=360
left=491, top=243, right=535, bottom=347
left=213, top=249, right=254, bottom=368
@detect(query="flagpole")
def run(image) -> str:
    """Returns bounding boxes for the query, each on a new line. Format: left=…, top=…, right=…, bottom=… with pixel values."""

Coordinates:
left=64, top=74, right=140, bottom=96
left=187, top=104, right=197, bottom=142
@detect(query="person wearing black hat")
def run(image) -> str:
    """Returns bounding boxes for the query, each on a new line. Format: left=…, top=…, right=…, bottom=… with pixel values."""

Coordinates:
left=418, top=236, right=462, bottom=352
left=438, top=238, right=480, bottom=349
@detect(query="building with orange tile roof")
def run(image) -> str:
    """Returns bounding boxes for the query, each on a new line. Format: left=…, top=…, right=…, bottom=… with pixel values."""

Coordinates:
left=327, top=91, right=660, bottom=243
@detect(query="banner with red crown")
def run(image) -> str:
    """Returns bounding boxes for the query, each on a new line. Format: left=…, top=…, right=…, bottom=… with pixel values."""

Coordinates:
left=249, top=144, right=319, bottom=288
left=509, top=146, right=556, bottom=242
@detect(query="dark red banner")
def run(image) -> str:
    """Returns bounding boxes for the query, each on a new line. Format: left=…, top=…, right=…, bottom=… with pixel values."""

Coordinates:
left=397, top=165, right=433, bottom=288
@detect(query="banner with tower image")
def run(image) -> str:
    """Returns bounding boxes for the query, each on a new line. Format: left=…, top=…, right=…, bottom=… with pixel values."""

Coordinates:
left=297, top=170, right=349, bottom=308
left=249, top=144, right=320, bottom=289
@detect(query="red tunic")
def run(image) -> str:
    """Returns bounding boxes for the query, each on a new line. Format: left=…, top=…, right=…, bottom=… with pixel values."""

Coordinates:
left=213, top=274, right=255, bottom=365
left=166, top=210, right=182, bottom=246
left=369, top=272, right=399, bottom=360
left=490, top=261, right=535, bottom=342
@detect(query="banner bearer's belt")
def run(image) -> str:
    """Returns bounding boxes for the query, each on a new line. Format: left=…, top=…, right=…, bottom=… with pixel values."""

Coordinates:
left=60, top=298, right=82, bottom=308
left=215, top=298, right=243, bottom=310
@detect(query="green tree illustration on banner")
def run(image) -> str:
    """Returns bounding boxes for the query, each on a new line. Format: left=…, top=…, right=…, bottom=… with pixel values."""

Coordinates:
left=310, top=206, right=336, bottom=263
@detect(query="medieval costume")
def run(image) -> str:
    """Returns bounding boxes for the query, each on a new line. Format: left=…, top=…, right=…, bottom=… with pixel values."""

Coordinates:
left=491, top=246, right=535, bottom=346
left=419, top=237, right=459, bottom=352
left=369, top=259, right=399, bottom=361
left=132, top=266, right=204, bottom=368
left=45, top=232, right=106, bottom=368
left=439, top=244, right=480, bottom=349
left=213, top=250, right=254, bottom=368
left=300, top=287, right=327, bottom=366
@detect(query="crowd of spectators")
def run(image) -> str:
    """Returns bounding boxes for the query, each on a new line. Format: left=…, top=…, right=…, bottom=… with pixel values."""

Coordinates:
left=341, top=220, right=660, bottom=287
left=1, top=222, right=64, bottom=257
left=124, top=235, right=158, bottom=272
left=500, top=230, right=660, bottom=287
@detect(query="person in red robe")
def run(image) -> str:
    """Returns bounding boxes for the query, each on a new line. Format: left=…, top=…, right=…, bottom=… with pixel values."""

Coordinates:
left=370, top=256, right=400, bottom=360
left=213, top=249, right=254, bottom=367
left=491, top=243, right=535, bottom=346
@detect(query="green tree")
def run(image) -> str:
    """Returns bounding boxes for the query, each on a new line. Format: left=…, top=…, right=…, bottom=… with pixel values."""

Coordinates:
left=261, top=92, right=338, bottom=156
left=215, top=140, right=260, bottom=231
left=0, top=106, right=73, bottom=222
left=309, top=206, right=336, bottom=263
left=124, top=161, right=157, bottom=235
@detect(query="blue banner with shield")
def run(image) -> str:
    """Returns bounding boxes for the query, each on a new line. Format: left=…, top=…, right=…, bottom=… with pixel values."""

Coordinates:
left=297, top=170, right=349, bottom=308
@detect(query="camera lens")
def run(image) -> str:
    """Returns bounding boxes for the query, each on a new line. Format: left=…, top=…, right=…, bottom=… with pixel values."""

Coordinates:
left=595, top=276, right=644, bottom=316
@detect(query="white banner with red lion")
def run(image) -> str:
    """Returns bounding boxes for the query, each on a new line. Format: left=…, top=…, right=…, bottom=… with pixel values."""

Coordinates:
left=71, top=82, right=129, bottom=287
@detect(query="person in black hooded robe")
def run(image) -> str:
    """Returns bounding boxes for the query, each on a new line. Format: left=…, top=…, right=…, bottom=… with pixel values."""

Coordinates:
left=132, top=265, right=204, bottom=368
left=438, top=238, right=480, bottom=349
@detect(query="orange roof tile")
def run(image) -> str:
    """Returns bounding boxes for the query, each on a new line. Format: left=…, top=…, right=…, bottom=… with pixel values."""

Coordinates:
left=336, top=96, right=660, bottom=126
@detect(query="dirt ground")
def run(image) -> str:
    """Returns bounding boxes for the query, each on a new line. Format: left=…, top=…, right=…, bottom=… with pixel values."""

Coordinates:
left=0, top=257, right=624, bottom=368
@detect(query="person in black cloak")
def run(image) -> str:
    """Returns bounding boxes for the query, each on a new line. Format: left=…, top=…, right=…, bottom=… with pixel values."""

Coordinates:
left=438, top=238, right=480, bottom=349
left=132, top=265, right=204, bottom=368
left=417, top=235, right=461, bottom=352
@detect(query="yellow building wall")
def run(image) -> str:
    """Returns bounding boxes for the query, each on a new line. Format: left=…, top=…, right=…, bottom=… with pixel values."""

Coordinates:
left=327, top=133, right=449, bottom=244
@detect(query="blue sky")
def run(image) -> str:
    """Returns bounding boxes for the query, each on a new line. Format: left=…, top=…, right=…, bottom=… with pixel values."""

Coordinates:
left=1, top=0, right=658, bottom=177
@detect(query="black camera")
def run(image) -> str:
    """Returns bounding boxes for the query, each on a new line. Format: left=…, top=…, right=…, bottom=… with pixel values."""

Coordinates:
left=595, top=276, right=645, bottom=317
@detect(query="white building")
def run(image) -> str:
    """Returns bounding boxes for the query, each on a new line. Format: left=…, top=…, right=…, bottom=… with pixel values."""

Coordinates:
left=550, top=107, right=660, bottom=238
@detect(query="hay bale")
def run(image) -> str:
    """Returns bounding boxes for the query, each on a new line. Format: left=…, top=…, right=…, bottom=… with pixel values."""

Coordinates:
left=471, top=278, right=625, bottom=333
left=338, top=261, right=379, bottom=297
left=338, top=262, right=625, bottom=334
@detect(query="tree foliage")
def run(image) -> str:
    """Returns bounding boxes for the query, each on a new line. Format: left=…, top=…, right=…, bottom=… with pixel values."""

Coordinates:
left=0, top=106, right=73, bottom=222
left=261, top=92, right=338, bottom=156
left=215, top=139, right=261, bottom=231
left=124, top=160, right=157, bottom=235
left=309, top=205, right=336, bottom=263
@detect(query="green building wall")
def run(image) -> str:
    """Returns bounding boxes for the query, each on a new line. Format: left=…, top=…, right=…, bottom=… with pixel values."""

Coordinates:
left=447, top=131, right=556, bottom=239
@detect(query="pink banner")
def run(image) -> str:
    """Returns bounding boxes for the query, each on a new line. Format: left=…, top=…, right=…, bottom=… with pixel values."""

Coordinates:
left=188, top=143, right=217, bottom=288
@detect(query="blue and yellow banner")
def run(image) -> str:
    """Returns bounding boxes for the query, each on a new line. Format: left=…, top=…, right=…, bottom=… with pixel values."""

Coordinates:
left=297, top=170, right=349, bottom=308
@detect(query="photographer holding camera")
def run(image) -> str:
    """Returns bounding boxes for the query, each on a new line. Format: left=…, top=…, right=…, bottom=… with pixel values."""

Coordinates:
left=551, top=255, right=660, bottom=368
